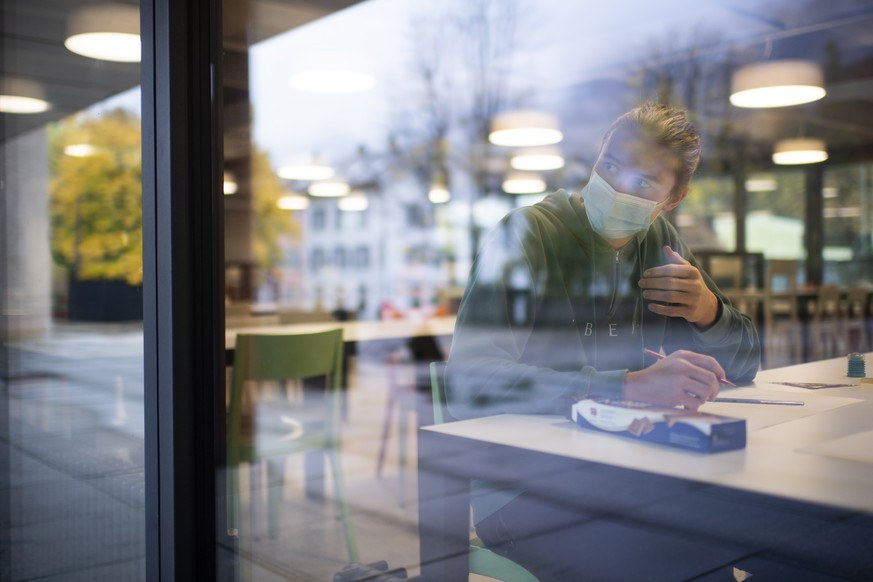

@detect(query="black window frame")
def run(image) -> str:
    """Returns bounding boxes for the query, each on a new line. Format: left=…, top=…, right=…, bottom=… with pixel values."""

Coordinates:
left=142, top=0, right=228, bottom=579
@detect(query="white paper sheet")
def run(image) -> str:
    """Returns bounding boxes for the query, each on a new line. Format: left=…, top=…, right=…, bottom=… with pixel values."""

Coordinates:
left=798, top=430, right=873, bottom=465
left=701, top=387, right=861, bottom=431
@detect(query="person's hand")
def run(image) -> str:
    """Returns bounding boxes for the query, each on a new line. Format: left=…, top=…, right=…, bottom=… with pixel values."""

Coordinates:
left=623, top=349, right=724, bottom=410
left=638, top=245, right=719, bottom=328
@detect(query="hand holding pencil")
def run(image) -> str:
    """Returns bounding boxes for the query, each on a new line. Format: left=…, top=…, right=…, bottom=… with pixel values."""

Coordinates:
left=645, top=348, right=735, bottom=386
left=623, top=348, right=729, bottom=411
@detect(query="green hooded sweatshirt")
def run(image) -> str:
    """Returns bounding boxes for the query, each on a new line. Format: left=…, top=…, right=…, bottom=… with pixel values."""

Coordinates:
left=446, top=189, right=761, bottom=421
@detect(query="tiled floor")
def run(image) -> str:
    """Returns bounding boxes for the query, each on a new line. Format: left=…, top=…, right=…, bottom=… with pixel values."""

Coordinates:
left=2, top=324, right=436, bottom=581
left=4, top=322, right=862, bottom=581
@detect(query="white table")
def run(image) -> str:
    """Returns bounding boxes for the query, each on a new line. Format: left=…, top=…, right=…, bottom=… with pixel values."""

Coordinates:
left=418, top=355, right=873, bottom=580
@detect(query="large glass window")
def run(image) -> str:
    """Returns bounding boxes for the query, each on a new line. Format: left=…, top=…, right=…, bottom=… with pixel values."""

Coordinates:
left=2, top=2, right=145, bottom=579
left=219, top=0, right=873, bottom=579
left=823, top=162, right=873, bottom=285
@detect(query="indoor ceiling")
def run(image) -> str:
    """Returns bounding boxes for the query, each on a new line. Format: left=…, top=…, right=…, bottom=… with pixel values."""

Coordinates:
left=2, top=0, right=873, bottom=169
left=0, top=0, right=360, bottom=143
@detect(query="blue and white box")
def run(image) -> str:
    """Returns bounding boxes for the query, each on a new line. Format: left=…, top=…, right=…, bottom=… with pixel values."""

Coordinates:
left=571, top=399, right=746, bottom=453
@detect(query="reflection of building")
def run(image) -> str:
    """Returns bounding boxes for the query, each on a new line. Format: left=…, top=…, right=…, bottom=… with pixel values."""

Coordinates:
left=276, top=173, right=463, bottom=319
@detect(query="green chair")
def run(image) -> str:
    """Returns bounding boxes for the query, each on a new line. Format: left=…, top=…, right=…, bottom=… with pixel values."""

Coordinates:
left=429, top=361, right=539, bottom=582
left=228, top=329, right=358, bottom=563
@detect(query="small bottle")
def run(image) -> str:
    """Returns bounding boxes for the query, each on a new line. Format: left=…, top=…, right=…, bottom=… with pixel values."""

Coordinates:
left=847, top=352, right=866, bottom=378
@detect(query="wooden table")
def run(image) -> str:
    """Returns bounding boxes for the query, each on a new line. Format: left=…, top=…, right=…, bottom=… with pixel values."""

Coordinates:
left=418, top=355, right=873, bottom=580
left=226, top=315, right=456, bottom=352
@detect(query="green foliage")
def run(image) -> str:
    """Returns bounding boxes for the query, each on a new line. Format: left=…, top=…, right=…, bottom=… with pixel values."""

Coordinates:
left=48, top=109, right=297, bottom=283
left=251, top=149, right=299, bottom=269
left=49, top=109, right=143, bottom=285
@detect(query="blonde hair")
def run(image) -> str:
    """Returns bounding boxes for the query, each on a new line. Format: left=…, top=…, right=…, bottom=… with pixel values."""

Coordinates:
left=603, top=102, right=701, bottom=200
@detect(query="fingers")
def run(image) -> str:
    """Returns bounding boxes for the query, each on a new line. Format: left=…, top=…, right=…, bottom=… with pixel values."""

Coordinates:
left=672, top=349, right=727, bottom=381
left=679, top=391, right=704, bottom=411
left=641, top=246, right=693, bottom=280
left=645, top=292, right=697, bottom=320
left=640, top=249, right=718, bottom=325
left=662, top=245, right=688, bottom=265
left=659, top=351, right=724, bottom=404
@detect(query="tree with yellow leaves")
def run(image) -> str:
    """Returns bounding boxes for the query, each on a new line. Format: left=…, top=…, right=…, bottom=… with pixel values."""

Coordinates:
left=251, top=148, right=299, bottom=270
left=49, top=108, right=143, bottom=285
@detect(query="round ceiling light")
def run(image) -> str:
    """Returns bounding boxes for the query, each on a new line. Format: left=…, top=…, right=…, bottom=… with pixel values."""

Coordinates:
left=289, top=70, right=376, bottom=94
left=428, top=184, right=451, bottom=204
left=0, top=78, right=51, bottom=114
left=278, top=160, right=335, bottom=181
left=338, top=192, right=368, bottom=211
left=510, top=146, right=565, bottom=171
left=489, top=110, right=563, bottom=147
left=64, top=144, right=99, bottom=157
left=502, top=172, right=546, bottom=194
left=730, top=60, right=825, bottom=108
left=223, top=172, right=238, bottom=195
left=772, top=138, right=828, bottom=165
left=308, top=179, right=351, bottom=197
left=65, top=5, right=141, bottom=63
left=277, top=194, right=310, bottom=210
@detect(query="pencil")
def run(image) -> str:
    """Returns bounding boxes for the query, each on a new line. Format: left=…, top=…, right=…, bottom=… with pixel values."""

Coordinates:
left=643, top=348, right=736, bottom=387
left=714, top=397, right=803, bottom=406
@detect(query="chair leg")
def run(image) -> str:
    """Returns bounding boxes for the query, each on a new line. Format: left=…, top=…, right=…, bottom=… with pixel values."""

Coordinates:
left=397, top=398, right=409, bottom=505
left=250, top=461, right=264, bottom=539
left=229, top=463, right=253, bottom=582
left=304, top=450, right=326, bottom=500
left=327, top=449, right=360, bottom=563
left=376, top=390, right=397, bottom=479
left=266, top=458, right=284, bottom=539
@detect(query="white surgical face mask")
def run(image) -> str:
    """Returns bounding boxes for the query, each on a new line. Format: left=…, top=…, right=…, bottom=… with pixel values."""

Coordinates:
left=581, top=170, right=665, bottom=239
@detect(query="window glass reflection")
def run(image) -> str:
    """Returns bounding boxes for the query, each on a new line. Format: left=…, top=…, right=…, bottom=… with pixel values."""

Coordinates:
left=1, top=2, right=144, bottom=578
left=222, top=0, right=873, bottom=579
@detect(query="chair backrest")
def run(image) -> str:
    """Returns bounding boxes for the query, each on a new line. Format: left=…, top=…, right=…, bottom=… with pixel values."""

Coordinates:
left=232, top=328, right=344, bottom=386
left=708, top=255, right=744, bottom=290
left=228, top=328, right=344, bottom=463
left=765, top=260, right=798, bottom=294
left=812, top=285, right=842, bottom=320
left=845, top=286, right=870, bottom=317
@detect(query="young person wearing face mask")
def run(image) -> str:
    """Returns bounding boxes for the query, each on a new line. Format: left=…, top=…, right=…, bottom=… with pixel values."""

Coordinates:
left=444, top=102, right=761, bottom=580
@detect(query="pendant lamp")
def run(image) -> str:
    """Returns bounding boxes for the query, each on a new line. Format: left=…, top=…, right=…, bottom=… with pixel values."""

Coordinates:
left=489, top=110, right=563, bottom=147
left=730, top=60, right=825, bottom=108
left=278, top=157, right=335, bottom=181
left=309, top=179, right=351, bottom=197
left=338, top=191, right=368, bottom=211
left=0, top=77, right=51, bottom=114
left=772, top=138, right=828, bottom=165
left=428, top=183, right=451, bottom=204
left=278, top=194, right=310, bottom=210
left=223, top=172, right=238, bottom=195
left=65, top=5, right=141, bottom=62
left=502, top=172, right=546, bottom=194
left=510, top=146, right=565, bottom=171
